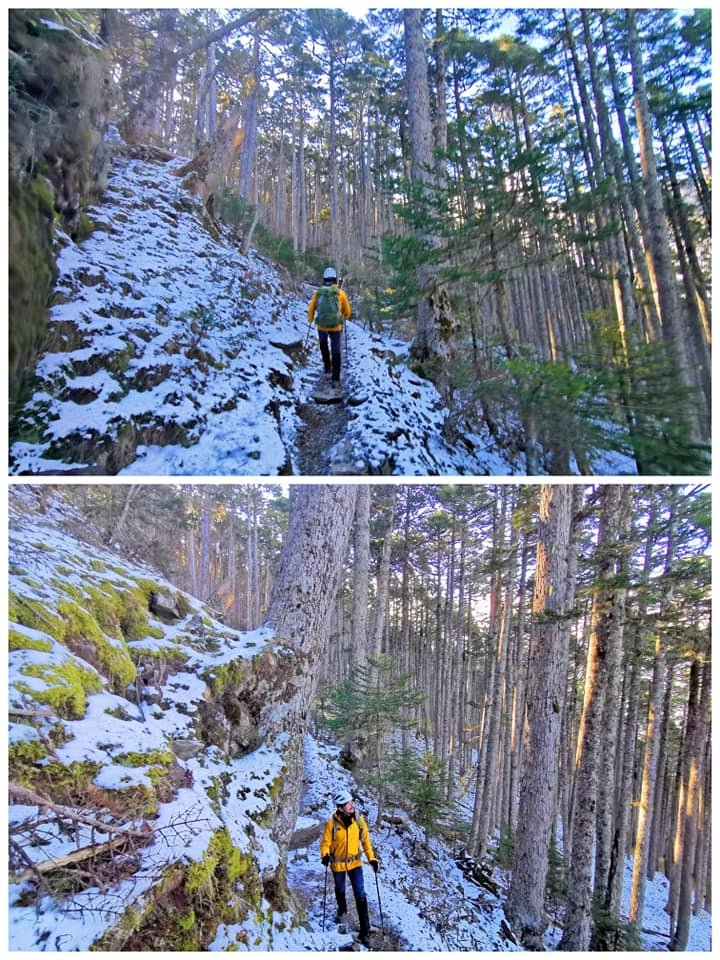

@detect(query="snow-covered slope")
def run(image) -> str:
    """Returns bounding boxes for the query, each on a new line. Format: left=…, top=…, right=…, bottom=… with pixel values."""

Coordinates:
left=9, top=140, right=517, bottom=477
left=8, top=489, right=711, bottom=951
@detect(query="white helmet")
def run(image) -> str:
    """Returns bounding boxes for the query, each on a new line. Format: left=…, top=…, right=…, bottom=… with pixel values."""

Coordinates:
left=334, top=790, right=353, bottom=807
left=323, top=266, right=338, bottom=282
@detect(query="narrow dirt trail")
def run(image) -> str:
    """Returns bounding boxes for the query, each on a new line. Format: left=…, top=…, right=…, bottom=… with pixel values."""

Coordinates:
left=293, top=348, right=367, bottom=475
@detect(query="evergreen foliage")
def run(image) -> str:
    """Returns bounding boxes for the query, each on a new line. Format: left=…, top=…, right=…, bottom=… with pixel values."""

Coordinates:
left=319, top=655, right=425, bottom=815
left=386, top=748, right=455, bottom=848
left=321, top=656, right=423, bottom=748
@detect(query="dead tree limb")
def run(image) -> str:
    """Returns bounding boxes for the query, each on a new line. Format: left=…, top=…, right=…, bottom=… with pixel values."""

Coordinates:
left=9, top=782, right=153, bottom=840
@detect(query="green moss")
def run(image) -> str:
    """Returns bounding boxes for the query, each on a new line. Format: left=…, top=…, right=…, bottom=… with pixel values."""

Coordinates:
left=9, top=628, right=52, bottom=652
left=31, top=541, right=55, bottom=552
left=15, top=658, right=103, bottom=718
left=21, top=577, right=43, bottom=590
left=116, top=748, right=173, bottom=769
left=119, top=586, right=158, bottom=640
left=128, top=645, right=187, bottom=667
left=9, top=590, right=65, bottom=639
left=136, top=577, right=163, bottom=596
left=58, top=599, right=136, bottom=689
left=186, top=828, right=253, bottom=897
left=78, top=578, right=165, bottom=643
left=76, top=212, right=96, bottom=241
left=8, top=736, right=49, bottom=784
left=29, top=758, right=100, bottom=803
left=8, top=173, right=57, bottom=425
left=207, top=772, right=231, bottom=811
left=178, top=907, right=197, bottom=932
left=50, top=578, right=84, bottom=602
left=205, top=659, right=246, bottom=694
left=30, top=175, right=56, bottom=218
left=98, top=832, right=263, bottom=950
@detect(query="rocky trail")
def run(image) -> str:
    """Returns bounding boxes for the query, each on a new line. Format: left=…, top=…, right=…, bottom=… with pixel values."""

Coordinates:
left=8, top=140, right=513, bottom=478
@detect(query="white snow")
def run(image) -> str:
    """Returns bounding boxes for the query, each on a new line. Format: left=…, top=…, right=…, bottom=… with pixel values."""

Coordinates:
left=8, top=489, right=709, bottom=952
left=9, top=145, right=639, bottom=476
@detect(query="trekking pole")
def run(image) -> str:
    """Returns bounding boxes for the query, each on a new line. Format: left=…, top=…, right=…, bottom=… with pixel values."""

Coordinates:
left=322, top=861, right=329, bottom=932
left=373, top=867, right=384, bottom=940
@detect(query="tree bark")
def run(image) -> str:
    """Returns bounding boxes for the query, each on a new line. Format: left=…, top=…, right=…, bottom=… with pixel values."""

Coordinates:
left=626, top=10, right=701, bottom=444
left=505, top=485, right=573, bottom=949
left=351, top=486, right=370, bottom=664
left=560, top=486, right=626, bottom=951
left=258, top=484, right=358, bottom=849
left=403, top=9, right=458, bottom=388
left=629, top=495, right=678, bottom=926
left=669, top=657, right=710, bottom=949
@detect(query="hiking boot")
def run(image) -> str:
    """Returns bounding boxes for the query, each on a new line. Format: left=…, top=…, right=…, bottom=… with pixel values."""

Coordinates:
left=357, top=896, right=371, bottom=946
left=334, top=910, right=347, bottom=925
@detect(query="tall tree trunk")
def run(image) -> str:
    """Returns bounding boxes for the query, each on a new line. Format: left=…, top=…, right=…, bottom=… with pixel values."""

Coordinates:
left=629, top=495, right=678, bottom=925
left=199, top=488, right=212, bottom=601
left=505, top=485, right=573, bottom=949
left=593, top=487, right=632, bottom=916
left=238, top=33, right=260, bottom=201
left=560, top=486, right=626, bottom=951
left=260, top=484, right=358, bottom=849
left=669, top=657, right=710, bottom=949
left=351, top=486, right=370, bottom=664
left=625, top=10, right=701, bottom=445
left=403, top=9, right=458, bottom=389
left=473, top=489, right=510, bottom=859
left=371, top=488, right=396, bottom=658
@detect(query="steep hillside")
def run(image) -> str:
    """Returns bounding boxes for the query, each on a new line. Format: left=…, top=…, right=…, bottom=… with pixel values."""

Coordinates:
left=9, top=136, right=525, bottom=478
left=8, top=487, right=293, bottom=949
left=8, top=489, right=712, bottom=952
left=7, top=486, right=514, bottom=951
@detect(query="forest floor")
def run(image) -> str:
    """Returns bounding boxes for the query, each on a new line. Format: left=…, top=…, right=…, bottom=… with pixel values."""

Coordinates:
left=10, top=136, right=642, bottom=477
left=10, top=140, right=515, bottom=478
left=294, top=348, right=373, bottom=475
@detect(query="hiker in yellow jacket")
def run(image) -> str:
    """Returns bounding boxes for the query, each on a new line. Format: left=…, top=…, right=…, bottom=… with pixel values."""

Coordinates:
left=320, top=790, right=378, bottom=946
left=308, top=267, right=352, bottom=387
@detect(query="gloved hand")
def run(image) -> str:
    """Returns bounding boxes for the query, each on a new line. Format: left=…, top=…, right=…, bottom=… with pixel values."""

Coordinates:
left=322, top=854, right=331, bottom=867
left=370, top=859, right=379, bottom=873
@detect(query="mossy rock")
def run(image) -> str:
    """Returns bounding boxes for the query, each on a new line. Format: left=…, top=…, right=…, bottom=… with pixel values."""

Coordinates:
left=102, top=829, right=263, bottom=950
left=9, top=627, right=53, bottom=653
left=23, top=757, right=101, bottom=806
left=8, top=173, right=57, bottom=423
left=14, top=657, right=103, bottom=720
left=9, top=591, right=66, bottom=639
left=8, top=735, right=50, bottom=785
left=9, top=9, right=111, bottom=431
left=58, top=599, right=136, bottom=690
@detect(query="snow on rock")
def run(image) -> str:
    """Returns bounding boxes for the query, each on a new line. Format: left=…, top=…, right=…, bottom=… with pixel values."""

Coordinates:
left=8, top=487, right=295, bottom=951
left=7, top=489, right=710, bottom=951
left=9, top=143, right=520, bottom=476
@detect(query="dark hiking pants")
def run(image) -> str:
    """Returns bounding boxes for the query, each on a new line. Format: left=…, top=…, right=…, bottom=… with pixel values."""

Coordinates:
left=333, top=867, right=370, bottom=937
left=318, top=329, right=342, bottom=381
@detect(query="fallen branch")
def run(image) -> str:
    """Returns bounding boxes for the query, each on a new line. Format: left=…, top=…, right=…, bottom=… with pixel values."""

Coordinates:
left=8, top=707, right=57, bottom=719
left=9, top=781, right=153, bottom=840
left=10, top=834, right=133, bottom=884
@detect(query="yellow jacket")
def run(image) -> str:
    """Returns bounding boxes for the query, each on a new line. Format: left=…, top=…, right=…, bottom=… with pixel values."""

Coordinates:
left=308, top=285, right=352, bottom=333
left=320, top=811, right=375, bottom=872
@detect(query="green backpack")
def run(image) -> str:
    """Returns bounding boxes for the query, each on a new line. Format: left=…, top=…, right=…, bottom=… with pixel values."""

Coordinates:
left=315, top=285, right=342, bottom=329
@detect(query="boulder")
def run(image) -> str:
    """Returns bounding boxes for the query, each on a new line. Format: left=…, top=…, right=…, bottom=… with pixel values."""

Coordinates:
left=150, top=590, right=182, bottom=620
